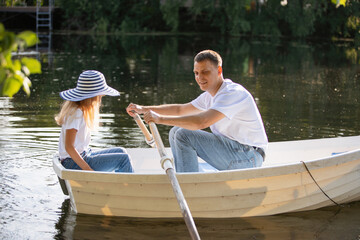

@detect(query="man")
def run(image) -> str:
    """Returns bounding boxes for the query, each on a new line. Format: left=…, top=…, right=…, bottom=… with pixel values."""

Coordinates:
left=127, top=49, right=268, bottom=172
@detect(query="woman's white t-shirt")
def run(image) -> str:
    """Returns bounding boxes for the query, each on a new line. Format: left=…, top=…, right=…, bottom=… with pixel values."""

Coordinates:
left=58, top=109, right=91, bottom=159
left=191, top=79, right=268, bottom=150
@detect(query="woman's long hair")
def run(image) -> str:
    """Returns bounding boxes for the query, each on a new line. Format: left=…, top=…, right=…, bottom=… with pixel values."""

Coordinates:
left=55, top=96, right=102, bottom=130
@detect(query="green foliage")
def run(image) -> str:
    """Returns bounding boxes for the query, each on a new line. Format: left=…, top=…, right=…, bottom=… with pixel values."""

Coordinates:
left=58, top=0, right=165, bottom=33
left=220, top=0, right=252, bottom=35
left=57, top=0, right=360, bottom=40
left=280, top=0, right=327, bottom=37
left=160, top=0, right=185, bottom=32
left=344, top=1, right=360, bottom=45
left=189, top=0, right=252, bottom=35
left=0, top=23, right=41, bottom=97
left=0, top=0, right=38, bottom=6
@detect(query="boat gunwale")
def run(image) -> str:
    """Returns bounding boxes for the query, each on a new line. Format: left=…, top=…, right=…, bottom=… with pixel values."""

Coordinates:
left=53, top=148, right=360, bottom=184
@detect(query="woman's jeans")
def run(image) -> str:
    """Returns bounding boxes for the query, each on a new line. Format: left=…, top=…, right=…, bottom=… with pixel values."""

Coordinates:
left=61, top=147, right=133, bottom=172
left=169, top=127, right=263, bottom=172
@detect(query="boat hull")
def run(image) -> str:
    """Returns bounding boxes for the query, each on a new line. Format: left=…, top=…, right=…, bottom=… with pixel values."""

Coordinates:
left=53, top=136, right=360, bottom=218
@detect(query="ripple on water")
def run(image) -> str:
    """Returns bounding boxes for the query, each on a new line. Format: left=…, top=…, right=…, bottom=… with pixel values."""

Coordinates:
left=1, top=97, right=64, bottom=239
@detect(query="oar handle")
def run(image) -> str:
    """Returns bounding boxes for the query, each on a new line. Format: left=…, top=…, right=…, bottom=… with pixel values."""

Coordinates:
left=133, top=113, right=155, bottom=147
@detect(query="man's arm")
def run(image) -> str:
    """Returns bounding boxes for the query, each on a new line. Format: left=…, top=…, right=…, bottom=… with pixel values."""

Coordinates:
left=144, top=109, right=225, bottom=130
left=126, top=102, right=200, bottom=116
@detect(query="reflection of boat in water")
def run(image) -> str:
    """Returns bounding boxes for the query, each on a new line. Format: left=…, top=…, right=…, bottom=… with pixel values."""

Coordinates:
left=53, top=136, right=360, bottom=218
left=55, top=200, right=360, bottom=239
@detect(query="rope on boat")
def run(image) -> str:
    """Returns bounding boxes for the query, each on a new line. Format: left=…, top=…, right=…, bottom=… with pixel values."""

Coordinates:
left=301, top=161, right=340, bottom=206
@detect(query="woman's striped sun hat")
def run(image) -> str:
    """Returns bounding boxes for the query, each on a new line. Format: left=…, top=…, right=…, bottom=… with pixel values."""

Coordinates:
left=60, top=70, right=119, bottom=101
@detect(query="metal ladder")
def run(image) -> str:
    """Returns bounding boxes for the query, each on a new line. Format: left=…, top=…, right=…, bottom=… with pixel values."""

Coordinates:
left=36, top=0, right=54, bottom=65
left=36, top=0, right=53, bottom=31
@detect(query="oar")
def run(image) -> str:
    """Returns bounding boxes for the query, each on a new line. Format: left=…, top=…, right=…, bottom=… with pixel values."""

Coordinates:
left=133, top=113, right=201, bottom=240
left=133, top=113, right=155, bottom=147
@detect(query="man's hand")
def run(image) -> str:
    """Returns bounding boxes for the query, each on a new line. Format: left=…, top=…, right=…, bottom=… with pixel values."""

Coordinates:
left=143, top=110, right=161, bottom=124
left=126, top=103, right=144, bottom=117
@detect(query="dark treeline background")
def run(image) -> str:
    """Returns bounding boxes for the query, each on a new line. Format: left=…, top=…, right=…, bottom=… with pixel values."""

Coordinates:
left=59, top=0, right=360, bottom=40
left=2, top=0, right=360, bottom=42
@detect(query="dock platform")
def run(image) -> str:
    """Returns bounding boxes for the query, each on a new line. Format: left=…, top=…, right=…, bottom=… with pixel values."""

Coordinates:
left=0, top=7, right=56, bottom=13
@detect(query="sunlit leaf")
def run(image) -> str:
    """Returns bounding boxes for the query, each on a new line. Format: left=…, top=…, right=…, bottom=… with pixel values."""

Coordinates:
left=2, top=33, right=16, bottom=52
left=13, top=72, right=24, bottom=83
left=331, top=0, right=346, bottom=7
left=17, top=31, right=38, bottom=48
left=22, top=76, right=31, bottom=96
left=22, top=65, right=30, bottom=76
left=13, top=59, right=21, bottom=71
left=2, top=76, right=22, bottom=97
left=3, top=52, right=13, bottom=68
left=21, top=57, right=42, bottom=74
left=0, top=25, right=42, bottom=97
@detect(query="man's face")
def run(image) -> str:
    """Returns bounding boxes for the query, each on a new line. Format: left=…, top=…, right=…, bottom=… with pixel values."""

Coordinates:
left=193, top=60, right=222, bottom=95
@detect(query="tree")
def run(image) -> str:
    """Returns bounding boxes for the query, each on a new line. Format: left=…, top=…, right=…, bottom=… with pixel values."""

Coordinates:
left=0, top=23, right=41, bottom=97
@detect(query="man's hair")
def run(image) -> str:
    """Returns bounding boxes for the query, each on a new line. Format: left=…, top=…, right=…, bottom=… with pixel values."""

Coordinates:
left=194, top=50, right=222, bottom=67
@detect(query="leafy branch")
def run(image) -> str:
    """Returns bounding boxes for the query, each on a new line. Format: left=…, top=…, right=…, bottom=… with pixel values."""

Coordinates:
left=0, top=23, right=42, bottom=97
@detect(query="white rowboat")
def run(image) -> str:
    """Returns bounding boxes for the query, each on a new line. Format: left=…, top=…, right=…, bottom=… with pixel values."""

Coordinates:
left=53, top=135, right=360, bottom=218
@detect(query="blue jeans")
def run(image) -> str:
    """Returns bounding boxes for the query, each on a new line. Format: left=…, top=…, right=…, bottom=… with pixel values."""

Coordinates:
left=169, top=127, right=263, bottom=172
left=61, top=147, right=133, bottom=172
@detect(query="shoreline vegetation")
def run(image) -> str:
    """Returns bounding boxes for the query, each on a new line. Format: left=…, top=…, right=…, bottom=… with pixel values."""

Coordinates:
left=40, top=30, right=358, bottom=43
left=1, top=0, right=358, bottom=97
left=0, top=0, right=359, bottom=43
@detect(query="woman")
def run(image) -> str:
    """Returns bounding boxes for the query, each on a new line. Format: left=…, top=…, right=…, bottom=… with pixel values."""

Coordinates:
left=55, top=70, right=133, bottom=172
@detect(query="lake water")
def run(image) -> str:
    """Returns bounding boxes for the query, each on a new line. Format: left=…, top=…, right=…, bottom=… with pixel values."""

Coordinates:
left=1, top=33, right=360, bottom=239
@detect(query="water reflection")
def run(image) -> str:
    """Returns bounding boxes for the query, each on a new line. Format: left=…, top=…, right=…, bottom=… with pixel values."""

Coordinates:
left=0, top=34, right=360, bottom=239
left=55, top=199, right=360, bottom=240
left=37, top=34, right=360, bottom=143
